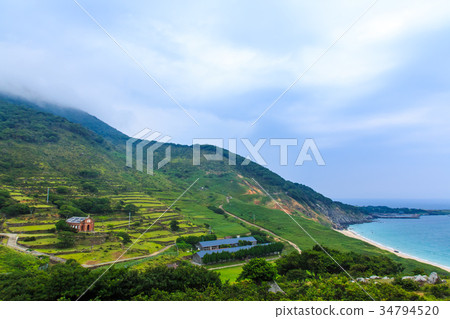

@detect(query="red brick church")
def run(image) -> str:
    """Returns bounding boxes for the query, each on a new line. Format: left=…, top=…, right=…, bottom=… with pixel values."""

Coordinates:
left=66, top=216, right=95, bottom=232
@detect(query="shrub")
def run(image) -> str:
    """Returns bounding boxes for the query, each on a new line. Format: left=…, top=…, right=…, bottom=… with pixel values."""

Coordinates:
left=0, top=203, right=30, bottom=217
left=78, top=170, right=100, bottom=178
left=55, top=220, right=75, bottom=232
left=170, top=220, right=180, bottom=231
left=393, top=277, right=420, bottom=291
left=82, top=184, right=98, bottom=194
left=117, top=232, right=132, bottom=245
left=56, top=187, right=70, bottom=195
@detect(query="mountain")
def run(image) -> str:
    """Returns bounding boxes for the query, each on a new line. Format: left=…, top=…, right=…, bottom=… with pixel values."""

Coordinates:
left=0, top=93, right=128, bottom=145
left=0, top=96, right=370, bottom=228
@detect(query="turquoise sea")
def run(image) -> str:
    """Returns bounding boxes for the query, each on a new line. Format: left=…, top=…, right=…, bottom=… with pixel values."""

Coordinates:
left=349, top=215, right=450, bottom=268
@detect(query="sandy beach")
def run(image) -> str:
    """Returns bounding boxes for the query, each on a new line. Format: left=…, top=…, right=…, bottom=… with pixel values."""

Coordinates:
left=336, top=229, right=450, bottom=272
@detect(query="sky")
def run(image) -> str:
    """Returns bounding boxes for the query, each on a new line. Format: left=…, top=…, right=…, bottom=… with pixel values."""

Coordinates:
left=1, top=0, right=450, bottom=202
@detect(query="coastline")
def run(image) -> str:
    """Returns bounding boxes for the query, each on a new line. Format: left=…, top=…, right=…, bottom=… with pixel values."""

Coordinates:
left=336, top=229, right=450, bottom=272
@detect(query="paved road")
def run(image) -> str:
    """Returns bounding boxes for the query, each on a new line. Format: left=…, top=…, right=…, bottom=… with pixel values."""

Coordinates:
left=219, top=205, right=301, bottom=254
left=82, top=244, right=175, bottom=269
left=0, top=232, right=66, bottom=263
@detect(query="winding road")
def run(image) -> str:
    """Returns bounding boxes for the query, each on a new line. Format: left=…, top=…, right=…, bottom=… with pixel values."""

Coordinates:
left=82, top=244, right=175, bottom=269
left=1, top=232, right=174, bottom=267
left=0, top=232, right=66, bottom=263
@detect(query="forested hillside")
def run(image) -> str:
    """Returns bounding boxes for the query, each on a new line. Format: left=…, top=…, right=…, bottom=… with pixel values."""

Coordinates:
left=0, top=96, right=370, bottom=228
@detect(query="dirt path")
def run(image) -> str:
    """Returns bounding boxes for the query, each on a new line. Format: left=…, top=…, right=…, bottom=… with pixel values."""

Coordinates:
left=1, top=232, right=173, bottom=267
left=219, top=205, right=301, bottom=253
left=82, top=244, right=175, bottom=269
left=0, top=232, right=66, bottom=263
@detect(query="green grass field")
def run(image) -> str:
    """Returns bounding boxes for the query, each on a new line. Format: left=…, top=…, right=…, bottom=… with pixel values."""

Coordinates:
left=214, top=265, right=243, bottom=283
left=223, top=200, right=450, bottom=276
left=174, top=201, right=250, bottom=237
left=9, top=224, right=55, bottom=232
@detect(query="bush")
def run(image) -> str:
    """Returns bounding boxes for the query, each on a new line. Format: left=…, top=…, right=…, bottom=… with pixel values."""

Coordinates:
left=56, top=187, right=70, bottom=195
left=411, top=268, right=425, bottom=276
left=123, top=204, right=138, bottom=214
left=175, top=241, right=192, bottom=251
left=170, top=220, right=180, bottom=231
left=425, top=284, right=449, bottom=298
left=0, top=203, right=30, bottom=217
left=176, top=234, right=217, bottom=249
left=276, top=246, right=403, bottom=278
left=393, top=278, right=420, bottom=291
left=55, top=220, right=75, bottom=232
left=82, top=184, right=98, bottom=194
left=72, top=197, right=112, bottom=215
left=59, top=205, right=85, bottom=219
left=117, top=232, right=132, bottom=245
left=207, top=206, right=225, bottom=215
left=78, top=170, right=100, bottom=178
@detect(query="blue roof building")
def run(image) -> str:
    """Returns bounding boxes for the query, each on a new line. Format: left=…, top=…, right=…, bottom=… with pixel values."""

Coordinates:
left=196, top=236, right=257, bottom=251
left=192, top=243, right=272, bottom=264
left=196, top=245, right=255, bottom=258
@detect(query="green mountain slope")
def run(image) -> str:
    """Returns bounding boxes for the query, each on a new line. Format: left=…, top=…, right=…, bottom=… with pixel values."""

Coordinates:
left=0, top=96, right=369, bottom=228
left=0, top=93, right=128, bottom=145
left=0, top=98, right=174, bottom=194
left=1, top=96, right=448, bottom=276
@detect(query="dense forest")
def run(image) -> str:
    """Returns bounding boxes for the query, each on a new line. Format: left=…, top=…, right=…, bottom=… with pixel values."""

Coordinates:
left=0, top=246, right=448, bottom=301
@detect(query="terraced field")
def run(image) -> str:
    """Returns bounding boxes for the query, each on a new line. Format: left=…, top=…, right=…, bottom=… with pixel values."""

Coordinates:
left=4, top=192, right=208, bottom=265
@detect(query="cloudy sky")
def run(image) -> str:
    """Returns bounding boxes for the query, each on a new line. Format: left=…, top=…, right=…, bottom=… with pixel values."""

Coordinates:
left=1, top=0, right=450, bottom=203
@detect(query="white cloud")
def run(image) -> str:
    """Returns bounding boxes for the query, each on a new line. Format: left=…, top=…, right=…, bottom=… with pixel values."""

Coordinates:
left=1, top=0, right=450, bottom=198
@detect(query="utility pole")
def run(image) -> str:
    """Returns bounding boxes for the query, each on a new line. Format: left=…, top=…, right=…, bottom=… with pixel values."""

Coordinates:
left=46, top=187, right=50, bottom=203
left=253, top=212, right=255, bottom=224
left=129, top=211, right=131, bottom=229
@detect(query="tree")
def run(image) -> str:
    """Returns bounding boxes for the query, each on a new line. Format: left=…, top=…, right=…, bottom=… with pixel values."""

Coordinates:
left=176, top=234, right=217, bottom=249
left=72, top=197, right=112, bottom=215
left=393, top=277, right=419, bottom=292
left=0, top=189, right=12, bottom=209
left=55, top=220, right=75, bottom=232
left=175, top=241, right=192, bottom=251
left=81, top=183, right=98, bottom=194
left=56, top=231, right=76, bottom=248
left=170, top=220, right=180, bottom=231
left=59, top=205, right=84, bottom=219
left=117, top=232, right=132, bottom=245
left=123, top=204, right=138, bottom=214
left=0, top=203, right=30, bottom=217
left=238, top=258, right=277, bottom=284
left=56, top=186, right=70, bottom=195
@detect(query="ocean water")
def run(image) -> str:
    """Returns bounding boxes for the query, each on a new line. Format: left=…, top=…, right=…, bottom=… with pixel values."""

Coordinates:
left=349, top=215, right=450, bottom=268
